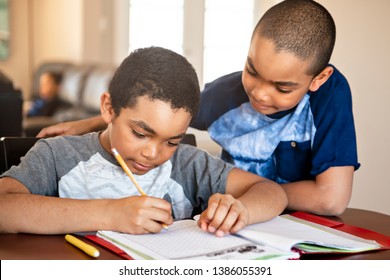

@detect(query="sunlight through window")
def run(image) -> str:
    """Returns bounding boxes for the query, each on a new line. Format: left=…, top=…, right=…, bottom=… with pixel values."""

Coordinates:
left=129, top=0, right=184, bottom=54
left=128, top=0, right=254, bottom=86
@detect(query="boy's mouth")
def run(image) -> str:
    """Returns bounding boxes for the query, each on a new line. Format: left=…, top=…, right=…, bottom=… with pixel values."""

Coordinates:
left=250, top=99, right=273, bottom=113
left=131, top=160, right=153, bottom=173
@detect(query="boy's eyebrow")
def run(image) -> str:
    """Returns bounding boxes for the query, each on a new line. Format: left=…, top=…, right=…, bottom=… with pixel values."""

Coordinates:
left=274, top=81, right=299, bottom=88
left=133, top=120, right=155, bottom=134
left=132, top=120, right=186, bottom=140
left=246, top=57, right=258, bottom=75
left=247, top=56, right=299, bottom=88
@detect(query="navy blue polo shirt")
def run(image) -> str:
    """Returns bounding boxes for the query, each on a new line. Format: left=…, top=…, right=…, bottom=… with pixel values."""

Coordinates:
left=191, top=66, right=360, bottom=183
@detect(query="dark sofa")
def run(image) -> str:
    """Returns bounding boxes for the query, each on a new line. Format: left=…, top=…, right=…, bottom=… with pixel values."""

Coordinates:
left=23, top=61, right=117, bottom=136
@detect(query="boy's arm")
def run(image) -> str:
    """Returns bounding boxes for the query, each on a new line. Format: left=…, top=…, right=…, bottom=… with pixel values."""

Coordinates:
left=0, top=177, right=173, bottom=234
left=198, top=168, right=287, bottom=236
left=37, top=116, right=106, bottom=138
left=225, top=168, right=288, bottom=224
left=281, top=166, right=354, bottom=216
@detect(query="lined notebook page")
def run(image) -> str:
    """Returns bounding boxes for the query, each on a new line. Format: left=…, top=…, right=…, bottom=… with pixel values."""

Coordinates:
left=98, top=220, right=296, bottom=260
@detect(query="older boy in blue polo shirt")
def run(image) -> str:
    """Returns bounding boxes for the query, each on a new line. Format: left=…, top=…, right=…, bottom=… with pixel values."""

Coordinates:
left=36, top=0, right=360, bottom=216
left=192, top=0, right=360, bottom=215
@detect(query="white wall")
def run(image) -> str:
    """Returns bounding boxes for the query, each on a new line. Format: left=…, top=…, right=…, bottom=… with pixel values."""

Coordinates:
left=32, top=0, right=83, bottom=65
left=316, top=0, right=390, bottom=215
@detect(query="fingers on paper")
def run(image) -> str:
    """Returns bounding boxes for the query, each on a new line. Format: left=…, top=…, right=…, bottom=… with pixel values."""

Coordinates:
left=200, top=193, right=247, bottom=237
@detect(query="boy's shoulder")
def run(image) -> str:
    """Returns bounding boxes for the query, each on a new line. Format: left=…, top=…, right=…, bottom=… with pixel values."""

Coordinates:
left=202, top=71, right=246, bottom=101
left=172, top=143, right=203, bottom=161
left=191, top=71, right=248, bottom=130
left=37, top=132, right=104, bottom=160
left=322, top=65, right=349, bottom=89
left=309, top=65, right=352, bottom=108
left=170, top=144, right=234, bottom=200
left=204, top=71, right=243, bottom=88
left=32, top=132, right=108, bottom=174
left=41, top=132, right=98, bottom=147
left=172, top=144, right=234, bottom=173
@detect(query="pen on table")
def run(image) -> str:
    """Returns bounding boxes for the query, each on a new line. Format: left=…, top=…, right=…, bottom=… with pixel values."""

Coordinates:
left=111, top=147, right=169, bottom=230
left=65, top=234, right=100, bottom=258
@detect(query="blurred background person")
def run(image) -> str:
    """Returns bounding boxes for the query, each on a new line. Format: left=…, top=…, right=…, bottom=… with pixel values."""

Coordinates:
left=26, top=71, right=63, bottom=117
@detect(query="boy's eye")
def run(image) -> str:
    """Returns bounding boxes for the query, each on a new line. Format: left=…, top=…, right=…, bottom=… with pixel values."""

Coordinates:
left=245, top=65, right=257, bottom=77
left=132, top=129, right=179, bottom=147
left=167, top=141, right=180, bottom=147
left=276, top=87, right=292, bottom=94
left=132, top=129, right=146, bottom=138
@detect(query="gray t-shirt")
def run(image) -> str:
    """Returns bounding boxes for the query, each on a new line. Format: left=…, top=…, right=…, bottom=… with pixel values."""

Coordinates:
left=1, top=132, right=234, bottom=219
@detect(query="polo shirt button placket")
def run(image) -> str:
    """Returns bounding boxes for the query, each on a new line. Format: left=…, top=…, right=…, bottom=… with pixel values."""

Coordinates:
left=291, top=141, right=297, bottom=148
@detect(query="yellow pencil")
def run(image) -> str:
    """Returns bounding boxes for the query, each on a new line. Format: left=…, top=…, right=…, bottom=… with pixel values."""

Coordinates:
left=111, top=148, right=168, bottom=230
left=65, top=234, right=100, bottom=258
left=111, top=148, right=147, bottom=196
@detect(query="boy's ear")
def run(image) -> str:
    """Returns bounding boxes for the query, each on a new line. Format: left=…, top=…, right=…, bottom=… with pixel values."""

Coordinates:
left=309, top=66, right=334, bottom=92
left=100, top=92, right=115, bottom=123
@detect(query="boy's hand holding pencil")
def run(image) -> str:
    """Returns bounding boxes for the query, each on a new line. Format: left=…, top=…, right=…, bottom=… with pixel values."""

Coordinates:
left=111, top=148, right=170, bottom=231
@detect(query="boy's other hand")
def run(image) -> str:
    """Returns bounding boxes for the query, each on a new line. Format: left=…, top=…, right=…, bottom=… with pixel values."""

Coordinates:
left=197, top=193, right=249, bottom=237
left=37, top=120, right=86, bottom=137
left=37, top=116, right=106, bottom=137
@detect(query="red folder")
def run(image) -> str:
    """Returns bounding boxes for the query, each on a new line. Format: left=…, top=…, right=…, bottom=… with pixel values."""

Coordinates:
left=85, top=234, right=133, bottom=260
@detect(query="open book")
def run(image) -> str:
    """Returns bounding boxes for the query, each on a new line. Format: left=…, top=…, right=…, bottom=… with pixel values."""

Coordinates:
left=94, top=214, right=384, bottom=260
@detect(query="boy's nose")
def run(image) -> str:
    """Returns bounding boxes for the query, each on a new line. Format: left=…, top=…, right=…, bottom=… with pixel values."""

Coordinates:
left=141, top=143, right=159, bottom=160
left=251, top=86, right=270, bottom=102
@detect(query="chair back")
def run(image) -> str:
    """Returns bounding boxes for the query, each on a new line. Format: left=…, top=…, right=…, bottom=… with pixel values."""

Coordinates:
left=180, top=134, right=197, bottom=146
left=0, top=134, right=196, bottom=174
left=0, top=137, right=40, bottom=174
left=0, top=90, right=23, bottom=137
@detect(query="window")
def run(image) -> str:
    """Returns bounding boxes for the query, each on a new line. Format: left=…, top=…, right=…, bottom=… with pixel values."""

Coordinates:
left=129, top=0, right=183, bottom=54
left=128, top=0, right=256, bottom=87
left=203, top=0, right=253, bottom=84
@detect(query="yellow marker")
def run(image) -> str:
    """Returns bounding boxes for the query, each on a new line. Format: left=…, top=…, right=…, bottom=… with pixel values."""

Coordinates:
left=65, top=234, right=100, bottom=258
left=112, top=147, right=168, bottom=230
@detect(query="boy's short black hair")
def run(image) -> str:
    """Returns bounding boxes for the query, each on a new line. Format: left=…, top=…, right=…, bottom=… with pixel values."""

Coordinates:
left=108, top=47, right=200, bottom=117
left=45, top=71, right=63, bottom=85
left=253, top=0, right=336, bottom=76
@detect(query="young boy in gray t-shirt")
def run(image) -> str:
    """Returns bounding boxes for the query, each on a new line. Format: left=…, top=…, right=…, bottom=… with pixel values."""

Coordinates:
left=0, top=47, right=287, bottom=236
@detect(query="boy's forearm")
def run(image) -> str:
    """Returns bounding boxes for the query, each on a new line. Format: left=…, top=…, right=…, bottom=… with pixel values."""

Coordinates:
left=282, top=180, right=348, bottom=215
left=281, top=166, right=354, bottom=216
left=88, top=115, right=108, bottom=132
left=0, top=193, right=109, bottom=234
left=238, top=181, right=287, bottom=225
left=281, top=180, right=346, bottom=215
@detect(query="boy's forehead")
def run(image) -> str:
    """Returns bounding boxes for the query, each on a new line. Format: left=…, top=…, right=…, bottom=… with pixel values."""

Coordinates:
left=120, top=96, right=191, bottom=136
left=249, top=35, right=313, bottom=78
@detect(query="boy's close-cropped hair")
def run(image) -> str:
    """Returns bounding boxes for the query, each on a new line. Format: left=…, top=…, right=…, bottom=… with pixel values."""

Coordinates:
left=254, top=0, right=336, bottom=76
left=45, top=71, right=63, bottom=85
left=108, top=46, right=200, bottom=118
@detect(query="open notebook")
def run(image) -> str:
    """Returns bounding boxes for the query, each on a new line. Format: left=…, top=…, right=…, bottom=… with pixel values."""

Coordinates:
left=91, top=213, right=387, bottom=260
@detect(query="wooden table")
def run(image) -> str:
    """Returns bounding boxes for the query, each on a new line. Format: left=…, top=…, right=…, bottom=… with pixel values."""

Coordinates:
left=1, top=208, right=389, bottom=260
